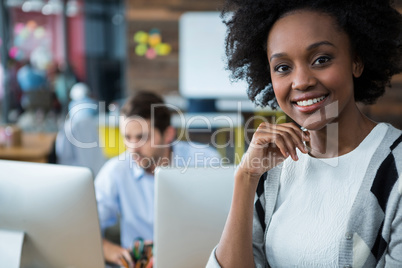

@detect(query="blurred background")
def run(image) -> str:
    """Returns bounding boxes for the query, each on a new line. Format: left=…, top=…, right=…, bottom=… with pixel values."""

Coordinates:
left=0, top=0, right=400, bottom=170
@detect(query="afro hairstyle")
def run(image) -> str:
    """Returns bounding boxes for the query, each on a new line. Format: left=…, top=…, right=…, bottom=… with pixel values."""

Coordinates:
left=221, top=0, right=402, bottom=108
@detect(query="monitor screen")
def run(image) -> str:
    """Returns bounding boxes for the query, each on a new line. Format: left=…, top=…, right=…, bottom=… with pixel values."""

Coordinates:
left=154, top=166, right=235, bottom=268
left=0, top=160, right=104, bottom=268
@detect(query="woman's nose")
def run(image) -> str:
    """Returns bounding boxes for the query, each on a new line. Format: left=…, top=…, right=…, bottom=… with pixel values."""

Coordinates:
left=291, top=66, right=317, bottom=91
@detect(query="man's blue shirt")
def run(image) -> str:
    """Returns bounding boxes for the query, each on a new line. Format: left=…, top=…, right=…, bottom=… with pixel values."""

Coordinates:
left=95, top=141, right=221, bottom=248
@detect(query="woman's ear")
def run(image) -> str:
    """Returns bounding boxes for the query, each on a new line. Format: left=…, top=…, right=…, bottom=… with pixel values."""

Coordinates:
left=352, top=55, right=364, bottom=78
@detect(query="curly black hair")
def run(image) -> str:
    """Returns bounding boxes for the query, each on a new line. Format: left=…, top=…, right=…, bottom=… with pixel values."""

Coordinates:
left=221, top=0, right=402, bottom=108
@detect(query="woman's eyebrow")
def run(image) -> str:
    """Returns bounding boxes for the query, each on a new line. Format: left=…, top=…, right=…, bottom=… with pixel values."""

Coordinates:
left=269, top=52, right=286, bottom=62
left=269, top=41, right=335, bottom=62
left=307, top=41, right=335, bottom=51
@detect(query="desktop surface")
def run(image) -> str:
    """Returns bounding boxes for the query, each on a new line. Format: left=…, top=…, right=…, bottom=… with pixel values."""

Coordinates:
left=154, top=166, right=235, bottom=268
left=0, top=132, right=57, bottom=163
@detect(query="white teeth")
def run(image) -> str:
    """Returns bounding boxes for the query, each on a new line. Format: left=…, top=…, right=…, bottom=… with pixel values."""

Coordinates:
left=297, top=96, right=326, bottom=107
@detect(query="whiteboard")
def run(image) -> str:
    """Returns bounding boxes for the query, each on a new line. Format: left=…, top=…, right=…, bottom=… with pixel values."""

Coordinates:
left=179, top=12, right=249, bottom=99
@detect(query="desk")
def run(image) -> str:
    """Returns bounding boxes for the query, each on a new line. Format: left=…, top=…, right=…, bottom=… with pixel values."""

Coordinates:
left=0, top=132, right=57, bottom=163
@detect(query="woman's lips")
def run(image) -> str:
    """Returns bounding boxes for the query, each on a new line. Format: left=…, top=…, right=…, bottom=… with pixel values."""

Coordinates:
left=293, top=95, right=328, bottom=113
left=296, top=95, right=326, bottom=106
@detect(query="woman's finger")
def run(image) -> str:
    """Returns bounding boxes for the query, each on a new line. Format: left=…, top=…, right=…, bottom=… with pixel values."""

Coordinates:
left=275, top=123, right=309, bottom=154
left=275, top=130, right=299, bottom=160
left=256, top=123, right=305, bottom=158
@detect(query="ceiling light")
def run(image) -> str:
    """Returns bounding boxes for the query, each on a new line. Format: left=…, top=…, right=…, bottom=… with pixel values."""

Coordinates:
left=22, top=0, right=45, bottom=13
left=66, top=0, right=80, bottom=17
left=42, top=0, right=63, bottom=15
left=5, top=0, right=25, bottom=8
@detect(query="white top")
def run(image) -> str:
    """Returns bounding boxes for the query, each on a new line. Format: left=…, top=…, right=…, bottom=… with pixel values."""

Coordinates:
left=266, top=123, right=388, bottom=267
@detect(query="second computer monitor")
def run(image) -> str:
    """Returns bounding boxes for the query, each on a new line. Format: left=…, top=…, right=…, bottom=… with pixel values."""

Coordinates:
left=154, top=166, right=235, bottom=268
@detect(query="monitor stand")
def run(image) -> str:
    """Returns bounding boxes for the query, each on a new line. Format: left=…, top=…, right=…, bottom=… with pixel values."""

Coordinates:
left=0, top=229, right=24, bottom=268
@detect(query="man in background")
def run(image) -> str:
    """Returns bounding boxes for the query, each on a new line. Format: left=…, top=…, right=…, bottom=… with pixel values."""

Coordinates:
left=95, top=91, right=221, bottom=267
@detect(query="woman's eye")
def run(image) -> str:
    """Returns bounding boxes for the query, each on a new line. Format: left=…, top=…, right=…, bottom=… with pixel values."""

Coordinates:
left=313, top=56, right=331, bottom=65
left=274, top=65, right=290, bottom=73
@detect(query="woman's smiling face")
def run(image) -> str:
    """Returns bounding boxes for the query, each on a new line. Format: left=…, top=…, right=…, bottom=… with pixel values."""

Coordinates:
left=267, top=10, right=363, bottom=130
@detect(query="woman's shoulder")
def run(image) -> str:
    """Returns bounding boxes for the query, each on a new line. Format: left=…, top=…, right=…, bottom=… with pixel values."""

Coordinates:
left=371, top=123, right=402, bottom=183
left=382, top=123, right=402, bottom=150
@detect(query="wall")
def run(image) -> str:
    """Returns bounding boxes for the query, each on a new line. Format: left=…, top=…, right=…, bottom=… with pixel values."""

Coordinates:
left=125, top=0, right=222, bottom=96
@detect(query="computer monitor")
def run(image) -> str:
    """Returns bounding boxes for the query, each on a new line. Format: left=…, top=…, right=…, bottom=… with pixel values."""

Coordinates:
left=154, top=166, right=235, bottom=268
left=0, top=160, right=104, bottom=268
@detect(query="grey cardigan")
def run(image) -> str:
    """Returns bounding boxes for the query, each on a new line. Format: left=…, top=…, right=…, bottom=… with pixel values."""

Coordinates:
left=207, top=124, right=402, bottom=268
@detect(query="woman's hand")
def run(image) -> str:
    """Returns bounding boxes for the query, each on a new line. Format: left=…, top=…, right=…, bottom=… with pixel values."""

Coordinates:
left=238, top=122, right=310, bottom=179
left=215, top=121, right=310, bottom=267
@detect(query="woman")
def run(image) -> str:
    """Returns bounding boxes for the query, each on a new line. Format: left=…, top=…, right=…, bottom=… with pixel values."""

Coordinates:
left=207, top=0, right=402, bottom=267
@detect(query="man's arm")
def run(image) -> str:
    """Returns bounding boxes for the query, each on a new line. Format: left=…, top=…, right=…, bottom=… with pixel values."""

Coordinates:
left=95, top=161, right=131, bottom=266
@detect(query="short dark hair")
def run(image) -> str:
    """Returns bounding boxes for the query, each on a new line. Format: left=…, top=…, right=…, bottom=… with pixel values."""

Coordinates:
left=221, top=0, right=402, bottom=108
left=120, top=91, right=171, bottom=134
